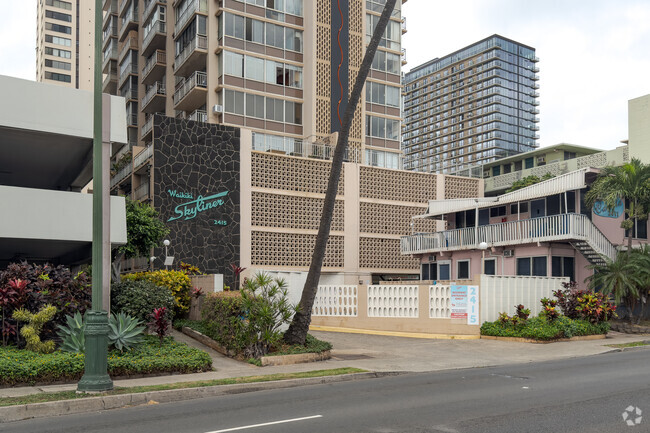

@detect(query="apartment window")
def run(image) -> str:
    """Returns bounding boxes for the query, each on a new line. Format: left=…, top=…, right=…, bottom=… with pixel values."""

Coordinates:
left=457, top=260, right=470, bottom=280
left=45, top=34, right=71, bottom=46
left=551, top=256, right=575, bottom=282
left=489, top=206, right=506, bottom=217
left=625, top=199, right=648, bottom=239
left=224, top=13, right=244, bottom=39
left=245, top=0, right=264, bottom=5
left=372, top=50, right=400, bottom=75
left=285, top=27, right=302, bottom=52
left=245, top=17, right=264, bottom=44
left=525, top=157, right=534, bottom=169
left=224, top=51, right=243, bottom=77
left=265, top=97, right=284, bottom=122
left=366, top=115, right=399, bottom=140
left=510, top=202, right=528, bottom=214
left=285, top=0, right=303, bottom=16
left=45, top=22, right=71, bottom=34
left=284, top=100, right=302, bottom=125
left=246, top=93, right=265, bottom=119
left=224, top=89, right=244, bottom=115
left=366, top=14, right=400, bottom=50
left=245, top=55, right=264, bottom=81
left=492, top=165, right=500, bottom=176
left=564, top=151, right=577, bottom=160
left=46, top=0, right=72, bottom=10
left=516, top=256, right=547, bottom=277
left=366, top=81, right=399, bottom=107
left=44, top=47, right=71, bottom=59
left=365, top=149, right=399, bottom=169
left=45, top=10, right=72, bottom=22
left=284, top=63, right=302, bottom=88
left=44, top=59, right=71, bottom=70
left=484, top=258, right=496, bottom=275
left=44, top=71, right=71, bottom=83
left=266, top=23, right=284, bottom=48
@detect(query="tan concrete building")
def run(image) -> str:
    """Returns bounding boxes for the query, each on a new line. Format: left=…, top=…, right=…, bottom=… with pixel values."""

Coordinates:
left=36, top=0, right=95, bottom=89
left=102, top=0, right=407, bottom=171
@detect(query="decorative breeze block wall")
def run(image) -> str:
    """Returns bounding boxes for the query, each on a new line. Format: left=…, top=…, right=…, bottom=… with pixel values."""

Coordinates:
left=429, top=285, right=451, bottom=318
left=359, top=166, right=438, bottom=202
left=367, top=285, right=419, bottom=318
left=312, top=285, right=358, bottom=317
left=251, top=231, right=344, bottom=267
left=252, top=192, right=344, bottom=231
left=359, top=202, right=434, bottom=235
left=359, top=237, right=420, bottom=269
left=316, top=0, right=331, bottom=139
left=251, top=152, right=344, bottom=195
left=444, top=175, right=482, bottom=199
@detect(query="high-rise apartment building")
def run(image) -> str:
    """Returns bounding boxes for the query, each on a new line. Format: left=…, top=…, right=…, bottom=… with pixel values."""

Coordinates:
left=402, top=35, right=540, bottom=176
left=101, top=0, right=407, bottom=183
left=36, top=0, right=95, bottom=89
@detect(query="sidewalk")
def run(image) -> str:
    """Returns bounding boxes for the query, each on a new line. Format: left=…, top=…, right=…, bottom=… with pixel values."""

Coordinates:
left=1, top=328, right=647, bottom=399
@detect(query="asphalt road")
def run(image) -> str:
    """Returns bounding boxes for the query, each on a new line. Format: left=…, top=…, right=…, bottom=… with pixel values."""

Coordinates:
left=4, top=349, right=650, bottom=433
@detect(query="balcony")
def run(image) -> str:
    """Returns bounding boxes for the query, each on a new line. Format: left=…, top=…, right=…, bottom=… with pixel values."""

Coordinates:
left=142, top=81, right=166, bottom=113
left=173, top=35, right=207, bottom=77
left=531, top=74, right=539, bottom=81
left=143, top=0, right=166, bottom=23
left=529, top=91, right=540, bottom=98
left=133, top=182, right=150, bottom=201
left=110, top=163, right=132, bottom=189
left=118, top=6, right=139, bottom=42
left=102, top=45, right=117, bottom=74
left=113, top=142, right=132, bottom=160
left=174, top=0, right=207, bottom=37
left=103, top=0, right=112, bottom=12
left=531, top=56, right=540, bottom=62
left=103, top=2, right=117, bottom=28
left=142, top=20, right=166, bottom=57
left=102, top=70, right=118, bottom=94
left=188, top=109, right=207, bottom=123
left=401, top=47, right=407, bottom=65
left=126, top=113, right=138, bottom=128
left=120, top=86, right=138, bottom=102
left=401, top=213, right=616, bottom=262
left=134, top=145, right=154, bottom=170
left=119, top=62, right=138, bottom=88
left=532, top=83, right=540, bottom=89
left=173, top=71, right=207, bottom=111
left=118, top=33, right=138, bottom=63
left=142, top=50, right=167, bottom=85
left=118, top=0, right=131, bottom=16
left=401, top=16, right=407, bottom=34
left=141, top=115, right=154, bottom=140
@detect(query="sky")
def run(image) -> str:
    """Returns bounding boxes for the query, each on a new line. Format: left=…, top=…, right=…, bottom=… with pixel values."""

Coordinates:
left=402, top=0, right=650, bottom=151
left=1, top=1, right=649, bottom=151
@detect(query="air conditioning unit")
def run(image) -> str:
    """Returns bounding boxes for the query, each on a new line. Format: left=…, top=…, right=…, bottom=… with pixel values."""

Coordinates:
left=536, top=156, right=545, bottom=164
left=212, top=104, right=224, bottom=114
left=503, top=249, right=515, bottom=257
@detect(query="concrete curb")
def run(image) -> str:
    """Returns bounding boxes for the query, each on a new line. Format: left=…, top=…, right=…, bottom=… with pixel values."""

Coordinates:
left=0, top=372, right=403, bottom=423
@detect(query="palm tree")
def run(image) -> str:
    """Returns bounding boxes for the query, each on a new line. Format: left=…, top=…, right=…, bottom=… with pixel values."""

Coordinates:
left=283, top=0, right=398, bottom=345
left=584, top=158, right=650, bottom=253
left=586, top=251, right=649, bottom=323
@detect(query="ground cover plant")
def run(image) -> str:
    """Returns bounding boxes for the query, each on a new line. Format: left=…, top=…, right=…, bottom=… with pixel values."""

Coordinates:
left=0, top=335, right=211, bottom=386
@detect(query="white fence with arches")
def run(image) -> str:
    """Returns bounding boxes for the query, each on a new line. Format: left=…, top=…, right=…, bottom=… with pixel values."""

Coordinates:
left=312, top=285, right=358, bottom=317
left=367, top=285, right=419, bottom=318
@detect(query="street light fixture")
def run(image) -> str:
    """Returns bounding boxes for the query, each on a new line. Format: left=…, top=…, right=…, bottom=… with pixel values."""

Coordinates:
left=478, top=241, right=488, bottom=274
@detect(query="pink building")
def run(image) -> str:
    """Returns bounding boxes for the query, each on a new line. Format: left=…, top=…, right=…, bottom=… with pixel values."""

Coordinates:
left=401, top=168, right=647, bottom=289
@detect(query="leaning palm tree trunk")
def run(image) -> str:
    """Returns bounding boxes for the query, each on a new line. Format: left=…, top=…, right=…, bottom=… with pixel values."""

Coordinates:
left=284, top=0, right=398, bottom=345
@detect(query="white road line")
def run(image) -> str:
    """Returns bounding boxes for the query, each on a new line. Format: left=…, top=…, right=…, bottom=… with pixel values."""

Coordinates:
left=207, top=415, right=323, bottom=432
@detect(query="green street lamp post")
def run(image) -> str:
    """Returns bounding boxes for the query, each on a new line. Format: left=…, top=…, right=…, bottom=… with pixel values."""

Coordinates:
left=78, top=0, right=113, bottom=392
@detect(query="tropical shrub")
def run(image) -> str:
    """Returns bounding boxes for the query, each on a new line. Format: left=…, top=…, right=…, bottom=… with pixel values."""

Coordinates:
left=200, top=291, right=247, bottom=353
left=150, top=307, right=169, bottom=345
left=240, top=272, right=298, bottom=358
left=554, top=286, right=617, bottom=324
left=56, top=312, right=85, bottom=353
left=13, top=305, right=57, bottom=353
left=481, top=315, right=609, bottom=340
left=515, top=304, right=531, bottom=321
left=123, top=270, right=191, bottom=316
left=540, top=297, right=559, bottom=321
left=108, top=312, right=145, bottom=352
left=111, top=279, right=175, bottom=324
left=179, top=262, right=203, bottom=276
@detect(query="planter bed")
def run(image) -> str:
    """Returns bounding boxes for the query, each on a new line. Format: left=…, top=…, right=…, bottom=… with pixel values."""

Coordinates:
left=480, top=334, right=607, bottom=344
left=180, top=325, right=331, bottom=367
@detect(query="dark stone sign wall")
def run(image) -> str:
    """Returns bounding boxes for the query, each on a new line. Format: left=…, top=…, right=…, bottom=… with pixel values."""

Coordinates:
left=152, top=114, right=240, bottom=281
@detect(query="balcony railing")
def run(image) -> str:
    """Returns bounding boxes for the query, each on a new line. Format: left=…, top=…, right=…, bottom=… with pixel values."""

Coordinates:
left=401, top=213, right=617, bottom=261
left=401, top=16, right=407, bottom=34
left=119, top=34, right=138, bottom=62
left=401, top=47, right=407, bottom=65
left=174, top=0, right=207, bottom=37
left=110, top=163, right=132, bottom=188
left=120, top=87, right=138, bottom=100
left=133, top=182, right=150, bottom=201
left=173, top=35, right=207, bottom=70
left=188, top=109, right=207, bottom=123
left=142, top=81, right=166, bottom=108
left=142, top=49, right=166, bottom=79
left=119, top=63, right=138, bottom=86
left=134, top=145, right=154, bottom=168
left=114, top=143, right=131, bottom=160
left=173, top=71, right=207, bottom=105
left=141, top=116, right=154, bottom=138
left=127, top=113, right=138, bottom=127
left=143, top=0, right=166, bottom=22
left=143, top=20, right=166, bottom=52
left=251, top=135, right=350, bottom=162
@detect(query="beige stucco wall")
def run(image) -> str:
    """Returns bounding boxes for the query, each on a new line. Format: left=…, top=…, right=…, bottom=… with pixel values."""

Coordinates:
left=628, top=94, right=650, bottom=165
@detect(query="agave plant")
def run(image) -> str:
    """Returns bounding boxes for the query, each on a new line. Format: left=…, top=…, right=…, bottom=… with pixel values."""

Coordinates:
left=108, top=312, right=145, bottom=352
left=56, top=312, right=86, bottom=353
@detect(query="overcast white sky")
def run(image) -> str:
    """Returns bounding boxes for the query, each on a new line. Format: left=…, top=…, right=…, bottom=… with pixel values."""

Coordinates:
left=1, top=1, right=649, bottom=151
left=403, top=0, right=650, bottom=151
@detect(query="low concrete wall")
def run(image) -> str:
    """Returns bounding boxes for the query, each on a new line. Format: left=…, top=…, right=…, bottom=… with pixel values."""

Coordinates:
left=311, top=284, right=480, bottom=336
left=190, top=274, right=223, bottom=293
